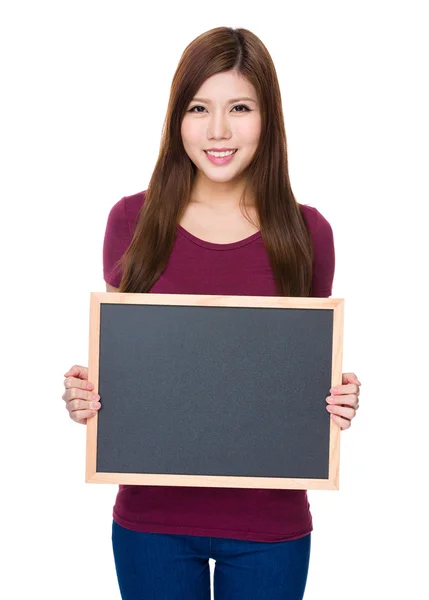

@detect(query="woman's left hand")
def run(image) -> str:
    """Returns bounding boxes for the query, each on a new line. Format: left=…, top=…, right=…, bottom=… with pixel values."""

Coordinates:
left=326, top=372, right=361, bottom=430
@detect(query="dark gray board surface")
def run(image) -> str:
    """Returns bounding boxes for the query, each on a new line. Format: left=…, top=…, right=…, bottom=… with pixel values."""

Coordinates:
left=96, top=303, right=333, bottom=480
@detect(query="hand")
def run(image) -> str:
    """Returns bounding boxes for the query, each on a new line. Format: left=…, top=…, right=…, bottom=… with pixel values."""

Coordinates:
left=326, top=372, right=361, bottom=430
left=62, top=365, right=101, bottom=425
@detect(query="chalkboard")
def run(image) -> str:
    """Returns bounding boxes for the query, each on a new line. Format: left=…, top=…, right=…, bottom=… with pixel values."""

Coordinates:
left=86, top=293, right=344, bottom=490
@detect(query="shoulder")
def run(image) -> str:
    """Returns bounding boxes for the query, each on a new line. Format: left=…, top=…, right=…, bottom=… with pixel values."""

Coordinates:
left=107, top=189, right=147, bottom=236
left=299, top=204, right=335, bottom=296
left=124, top=189, right=147, bottom=222
left=299, top=203, right=333, bottom=239
left=103, top=190, right=147, bottom=287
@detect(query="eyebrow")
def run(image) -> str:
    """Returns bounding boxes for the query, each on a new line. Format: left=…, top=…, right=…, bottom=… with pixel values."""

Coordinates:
left=191, top=97, right=257, bottom=104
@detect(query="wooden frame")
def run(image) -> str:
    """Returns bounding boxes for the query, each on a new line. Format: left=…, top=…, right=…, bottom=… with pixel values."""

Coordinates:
left=86, top=293, right=344, bottom=490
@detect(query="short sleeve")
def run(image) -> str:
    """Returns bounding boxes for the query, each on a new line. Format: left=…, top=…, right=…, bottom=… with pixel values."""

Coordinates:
left=310, top=210, right=335, bottom=297
left=103, top=196, right=132, bottom=288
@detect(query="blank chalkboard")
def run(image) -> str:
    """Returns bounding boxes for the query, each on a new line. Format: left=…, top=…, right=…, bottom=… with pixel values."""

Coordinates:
left=86, top=293, right=344, bottom=490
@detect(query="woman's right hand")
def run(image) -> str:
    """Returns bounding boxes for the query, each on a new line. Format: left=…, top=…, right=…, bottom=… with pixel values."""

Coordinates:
left=62, top=365, right=101, bottom=424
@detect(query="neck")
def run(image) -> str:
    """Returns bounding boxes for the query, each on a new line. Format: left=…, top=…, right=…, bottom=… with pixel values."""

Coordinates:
left=190, top=172, right=254, bottom=208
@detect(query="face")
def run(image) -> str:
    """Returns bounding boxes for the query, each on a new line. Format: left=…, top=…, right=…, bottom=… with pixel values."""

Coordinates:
left=181, top=70, right=261, bottom=185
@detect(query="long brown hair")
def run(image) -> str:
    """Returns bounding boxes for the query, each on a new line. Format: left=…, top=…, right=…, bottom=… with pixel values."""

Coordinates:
left=119, top=27, right=313, bottom=296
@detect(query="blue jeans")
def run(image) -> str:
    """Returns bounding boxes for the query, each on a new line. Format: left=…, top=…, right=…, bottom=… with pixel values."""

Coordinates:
left=112, top=520, right=311, bottom=599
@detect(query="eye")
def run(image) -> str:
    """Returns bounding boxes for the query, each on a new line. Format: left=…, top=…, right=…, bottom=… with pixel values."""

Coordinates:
left=232, top=104, right=251, bottom=113
left=188, top=105, right=251, bottom=113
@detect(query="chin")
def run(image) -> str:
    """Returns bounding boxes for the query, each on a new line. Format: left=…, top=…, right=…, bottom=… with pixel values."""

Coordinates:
left=204, top=171, right=242, bottom=184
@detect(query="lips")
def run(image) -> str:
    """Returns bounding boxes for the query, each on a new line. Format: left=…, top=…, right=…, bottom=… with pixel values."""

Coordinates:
left=204, top=149, right=238, bottom=165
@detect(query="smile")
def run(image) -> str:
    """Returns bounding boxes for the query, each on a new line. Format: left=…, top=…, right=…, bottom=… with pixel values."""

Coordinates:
left=204, top=150, right=237, bottom=165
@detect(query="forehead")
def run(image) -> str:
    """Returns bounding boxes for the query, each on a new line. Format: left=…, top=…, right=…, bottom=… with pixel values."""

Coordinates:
left=193, top=71, right=256, bottom=101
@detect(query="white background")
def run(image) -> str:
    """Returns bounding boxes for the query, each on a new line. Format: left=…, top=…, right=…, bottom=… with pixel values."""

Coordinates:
left=1, top=1, right=428, bottom=598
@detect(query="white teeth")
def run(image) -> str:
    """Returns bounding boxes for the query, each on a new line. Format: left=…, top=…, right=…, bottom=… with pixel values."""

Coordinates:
left=206, top=150, right=236, bottom=158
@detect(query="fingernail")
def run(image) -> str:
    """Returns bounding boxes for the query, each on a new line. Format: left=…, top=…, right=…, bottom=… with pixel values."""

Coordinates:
left=92, top=394, right=100, bottom=400
left=91, top=402, right=101, bottom=409
left=87, top=383, right=94, bottom=390
left=330, top=387, right=338, bottom=393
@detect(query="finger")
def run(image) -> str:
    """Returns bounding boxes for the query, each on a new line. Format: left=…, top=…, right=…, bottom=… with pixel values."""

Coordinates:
left=326, top=404, right=356, bottom=420
left=66, top=399, right=101, bottom=413
left=330, top=413, right=352, bottom=430
left=342, top=372, right=362, bottom=386
left=326, top=393, right=359, bottom=409
left=330, top=383, right=359, bottom=396
left=62, top=387, right=100, bottom=403
left=63, top=376, right=95, bottom=392
left=64, top=365, right=89, bottom=380
left=69, top=409, right=97, bottom=423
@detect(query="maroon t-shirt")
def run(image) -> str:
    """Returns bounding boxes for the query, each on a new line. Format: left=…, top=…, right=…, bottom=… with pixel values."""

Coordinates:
left=103, top=190, right=335, bottom=542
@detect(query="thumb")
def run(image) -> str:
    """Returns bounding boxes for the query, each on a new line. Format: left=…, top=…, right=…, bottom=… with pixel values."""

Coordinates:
left=64, top=364, right=88, bottom=380
left=342, top=372, right=362, bottom=386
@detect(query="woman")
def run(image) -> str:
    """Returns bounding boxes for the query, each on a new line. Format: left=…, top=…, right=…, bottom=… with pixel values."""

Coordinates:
left=62, top=26, right=361, bottom=600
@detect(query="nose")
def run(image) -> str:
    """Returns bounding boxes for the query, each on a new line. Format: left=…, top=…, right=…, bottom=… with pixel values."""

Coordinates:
left=207, top=109, right=232, bottom=141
